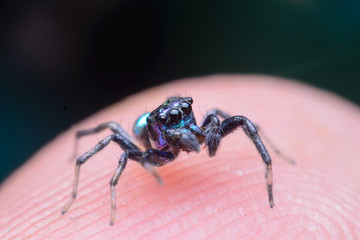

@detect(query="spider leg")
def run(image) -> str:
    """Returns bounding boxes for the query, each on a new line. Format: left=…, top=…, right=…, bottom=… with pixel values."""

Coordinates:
left=205, top=109, right=295, bottom=165
left=108, top=147, right=175, bottom=225
left=144, top=148, right=178, bottom=185
left=139, top=148, right=177, bottom=186
left=221, top=116, right=274, bottom=208
left=76, top=122, right=132, bottom=138
left=71, top=122, right=136, bottom=159
left=63, top=128, right=176, bottom=225
left=109, top=152, right=128, bottom=225
left=201, top=111, right=274, bottom=207
left=254, top=124, right=296, bottom=165
left=62, top=134, right=117, bottom=214
left=201, top=114, right=223, bottom=157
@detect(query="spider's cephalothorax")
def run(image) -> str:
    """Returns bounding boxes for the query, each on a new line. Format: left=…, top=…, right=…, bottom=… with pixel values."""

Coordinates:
left=62, top=97, right=278, bottom=225
left=135, top=97, right=203, bottom=157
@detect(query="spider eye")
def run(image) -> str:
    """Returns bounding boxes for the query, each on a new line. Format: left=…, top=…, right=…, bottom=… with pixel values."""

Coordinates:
left=186, top=97, right=193, bottom=104
left=157, top=114, right=168, bottom=124
left=169, top=108, right=182, bottom=124
left=180, top=102, right=192, bottom=115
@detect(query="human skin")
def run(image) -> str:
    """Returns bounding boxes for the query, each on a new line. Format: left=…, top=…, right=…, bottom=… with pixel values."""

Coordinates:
left=0, top=75, right=359, bottom=240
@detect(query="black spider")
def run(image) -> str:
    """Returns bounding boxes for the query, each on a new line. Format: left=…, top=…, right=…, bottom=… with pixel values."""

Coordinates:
left=62, top=97, right=292, bottom=225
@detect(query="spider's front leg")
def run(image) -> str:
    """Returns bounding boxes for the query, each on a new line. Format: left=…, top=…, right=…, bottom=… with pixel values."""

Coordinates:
left=205, top=109, right=295, bottom=165
left=201, top=113, right=274, bottom=208
left=62, top=123, right=176, bottom=225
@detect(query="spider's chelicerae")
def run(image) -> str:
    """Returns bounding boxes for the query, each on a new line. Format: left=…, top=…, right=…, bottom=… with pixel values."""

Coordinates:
left=62, top=97, right=291, bottom=225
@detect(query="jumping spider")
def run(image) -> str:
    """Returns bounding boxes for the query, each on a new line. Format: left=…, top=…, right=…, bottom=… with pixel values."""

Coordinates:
left=62, top=97, right=289, bottom=225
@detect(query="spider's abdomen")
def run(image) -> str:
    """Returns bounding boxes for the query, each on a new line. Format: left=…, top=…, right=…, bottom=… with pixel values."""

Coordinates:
left=133, top=112, right=152, bottom=149
left=133, top=112, right=150, bottom=138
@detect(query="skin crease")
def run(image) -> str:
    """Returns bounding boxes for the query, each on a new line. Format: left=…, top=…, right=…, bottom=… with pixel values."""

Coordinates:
left=0, top=75, right=359, bottom=240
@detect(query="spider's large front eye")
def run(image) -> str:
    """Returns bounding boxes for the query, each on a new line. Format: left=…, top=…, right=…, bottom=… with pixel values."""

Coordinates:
left=169, top=108, right=182, bottom=124
left=181, top=102, right=192, bottom=115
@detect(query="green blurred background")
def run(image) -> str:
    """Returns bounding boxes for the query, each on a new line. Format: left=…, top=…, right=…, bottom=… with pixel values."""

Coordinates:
left=1, top=0, right=359, bottom=182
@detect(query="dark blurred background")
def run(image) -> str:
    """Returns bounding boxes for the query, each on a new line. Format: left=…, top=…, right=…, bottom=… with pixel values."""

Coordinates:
left=1, top=0, right=359, bottom=182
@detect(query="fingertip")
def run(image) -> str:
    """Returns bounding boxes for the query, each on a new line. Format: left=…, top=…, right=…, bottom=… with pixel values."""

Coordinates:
left=1, top=75, right=359, bottom=239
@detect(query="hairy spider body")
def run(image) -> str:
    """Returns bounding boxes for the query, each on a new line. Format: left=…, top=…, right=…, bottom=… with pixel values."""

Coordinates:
left=62, top=97, right=275, bottom=225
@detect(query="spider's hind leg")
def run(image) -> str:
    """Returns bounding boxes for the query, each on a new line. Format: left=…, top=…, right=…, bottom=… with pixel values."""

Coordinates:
left=71, top=122, right=133, bottom=160
left=254, top=124, right=296, bottom=165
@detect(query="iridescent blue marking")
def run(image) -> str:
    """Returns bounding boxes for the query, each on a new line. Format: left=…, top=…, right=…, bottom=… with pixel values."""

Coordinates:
left=137, top=112, right=150, bottom=126
left=133, top=112, right=150, bottom=137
